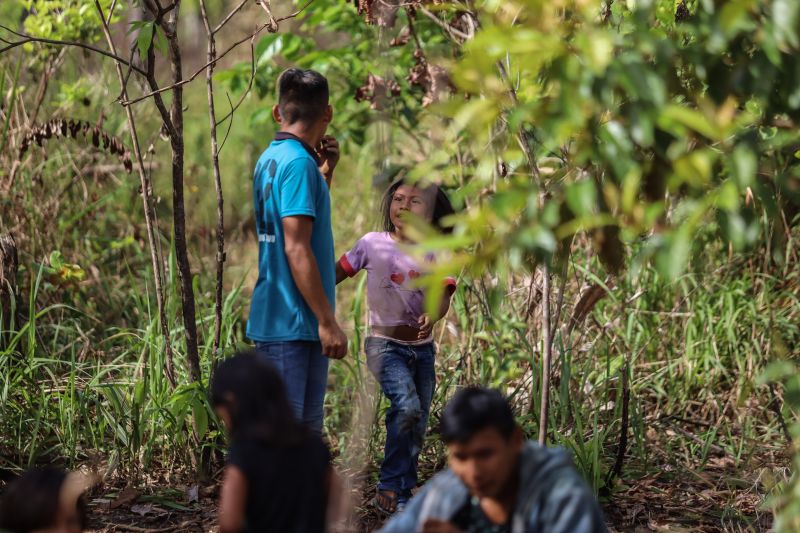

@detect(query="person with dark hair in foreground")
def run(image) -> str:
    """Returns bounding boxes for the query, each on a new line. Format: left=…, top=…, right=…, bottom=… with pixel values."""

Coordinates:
left=0, top=466, right=89, bottom=533
left=247, top=67, right=347, bottom=435
left=379, top=387, right=607, bottom=533
left=212, top=352, right=337, bottom=533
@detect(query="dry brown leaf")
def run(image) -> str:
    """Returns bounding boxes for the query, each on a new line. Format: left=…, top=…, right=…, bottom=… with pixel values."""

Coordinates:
left=356, top=0, right=403, bottom=27
left=355, top=74, right=401, bottom=111
left=109, top=487, right=139, bottom=509
left=567, top=283, right=608, bottom=335
left=407, top=51, right=453, bottom=106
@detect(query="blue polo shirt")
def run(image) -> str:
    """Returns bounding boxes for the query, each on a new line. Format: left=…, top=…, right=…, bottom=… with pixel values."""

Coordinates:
left=246, top=134, right=335, bottom=342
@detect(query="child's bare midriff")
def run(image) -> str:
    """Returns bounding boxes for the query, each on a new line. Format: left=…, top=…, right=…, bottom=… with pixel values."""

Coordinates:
left=371, top=324, right=429, bottom=343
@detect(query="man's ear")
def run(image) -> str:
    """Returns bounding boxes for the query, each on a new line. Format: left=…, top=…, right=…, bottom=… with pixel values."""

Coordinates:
left=272, top=104, right=282, bottom=124
left=323, top=104, right=333, bottom=125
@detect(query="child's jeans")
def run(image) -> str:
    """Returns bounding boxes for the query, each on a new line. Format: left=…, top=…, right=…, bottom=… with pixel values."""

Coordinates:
left=364, top=336, right=436, bottom=501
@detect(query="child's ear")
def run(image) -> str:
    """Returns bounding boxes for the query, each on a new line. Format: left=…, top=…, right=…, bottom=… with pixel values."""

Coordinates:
left=272, top=105, right=282, bottom=124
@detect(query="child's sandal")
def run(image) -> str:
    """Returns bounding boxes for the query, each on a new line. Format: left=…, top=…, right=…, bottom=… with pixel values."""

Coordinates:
left=372, top=489, right=399, bottom=515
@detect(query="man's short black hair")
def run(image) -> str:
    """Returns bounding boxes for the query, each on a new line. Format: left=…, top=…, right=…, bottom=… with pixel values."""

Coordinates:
left=277, top=68, right=329, bottom=125
left=440, top=387, right=517, bottom=444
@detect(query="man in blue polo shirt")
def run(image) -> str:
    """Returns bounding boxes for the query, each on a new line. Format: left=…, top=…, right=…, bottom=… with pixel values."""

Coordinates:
left=247, top=68, right=347, bottom=434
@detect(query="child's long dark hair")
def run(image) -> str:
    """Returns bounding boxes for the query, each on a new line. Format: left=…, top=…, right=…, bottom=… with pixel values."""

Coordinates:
left=211, top=352, right=307, bottom=447
left=381, top=178, right=455, bottom=234
left=0, top=467, right=88, bottom=532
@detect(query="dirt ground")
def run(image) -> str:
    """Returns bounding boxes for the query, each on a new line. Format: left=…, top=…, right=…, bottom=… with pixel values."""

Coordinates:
left=85, top=452, right=779, bottom=533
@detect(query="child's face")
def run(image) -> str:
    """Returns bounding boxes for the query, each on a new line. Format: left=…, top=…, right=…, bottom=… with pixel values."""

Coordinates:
left=390, top=185, right=430, bottom=232
left=216, top=405, right=233, bottom=432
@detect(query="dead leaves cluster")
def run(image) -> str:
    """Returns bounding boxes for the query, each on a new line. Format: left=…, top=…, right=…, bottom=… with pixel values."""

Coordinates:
left=19, top=119, right=133, bottom=173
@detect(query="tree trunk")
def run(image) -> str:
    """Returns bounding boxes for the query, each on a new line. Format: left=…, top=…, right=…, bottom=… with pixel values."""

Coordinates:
left=0, top=233, right=18, bottom=343
left=165, top=6, right=202, bottom=384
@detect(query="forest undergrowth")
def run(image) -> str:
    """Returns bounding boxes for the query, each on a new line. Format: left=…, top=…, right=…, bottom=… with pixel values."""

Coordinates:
left=2, top=0, right=800, bottom=531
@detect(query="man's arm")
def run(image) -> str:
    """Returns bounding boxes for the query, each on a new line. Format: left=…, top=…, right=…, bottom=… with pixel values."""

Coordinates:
left=283, top=215, right=347, bottom=359
left=536, top=471, right=608, bottom=533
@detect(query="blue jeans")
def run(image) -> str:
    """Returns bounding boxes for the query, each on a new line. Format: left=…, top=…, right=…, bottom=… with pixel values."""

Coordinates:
left=365, top=337, right=436, bottom=501
left=255, top=341, right=329, bottom=435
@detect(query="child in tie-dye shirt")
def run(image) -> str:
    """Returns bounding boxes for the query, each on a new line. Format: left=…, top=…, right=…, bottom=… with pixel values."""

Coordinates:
left=336, top=178, right=457, bottom=515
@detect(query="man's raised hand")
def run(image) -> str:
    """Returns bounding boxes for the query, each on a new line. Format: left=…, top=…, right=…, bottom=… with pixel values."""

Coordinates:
left=318, top=135, right=340, bottom=184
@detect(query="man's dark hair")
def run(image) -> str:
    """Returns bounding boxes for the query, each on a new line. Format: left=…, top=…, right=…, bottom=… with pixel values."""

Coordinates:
left=440, top=387, right=517, bottom=444
left=211, top=351, right=307, bottom=447
left=0, top=466, right=87, bottom=532
left=381, top=177, right=456, bottom=234
left=277, top=68, right=329, bottom=125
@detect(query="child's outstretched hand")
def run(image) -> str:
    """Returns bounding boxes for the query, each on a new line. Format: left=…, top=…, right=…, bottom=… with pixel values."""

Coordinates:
left=418, top=314, right=433, bottom=339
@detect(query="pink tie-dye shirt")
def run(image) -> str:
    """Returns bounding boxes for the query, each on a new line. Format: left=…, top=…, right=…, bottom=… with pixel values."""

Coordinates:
left=339, top=232, right=456, bottom=329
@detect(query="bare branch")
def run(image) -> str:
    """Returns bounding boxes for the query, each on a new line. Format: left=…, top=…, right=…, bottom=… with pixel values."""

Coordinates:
left=215, top=35, right=256, bottom=128
left=218, top=92, right=235, bottom=153
left=199, top=0, right=226, bottom=366
left=120, top=0, right=316, bottom=107
left=0, top=25, right=148, bottom=77
left=213, top=0, right=250, bottom=35
left=418, top=6, right=471, bottom=42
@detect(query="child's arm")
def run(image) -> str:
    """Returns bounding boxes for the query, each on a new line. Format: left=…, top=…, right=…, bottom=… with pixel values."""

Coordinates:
left=437, top=281, right=457, bottom=319
left=337, top=242, right=367, bottom=285
left=219, top=465, right=248, bottom=533
left=335, top=262, right=348, bottom=285
left=417, top=282, right=457, bottom=340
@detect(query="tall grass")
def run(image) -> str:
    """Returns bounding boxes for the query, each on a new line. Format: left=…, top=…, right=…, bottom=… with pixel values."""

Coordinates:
left=322, top=234, right=798, bottom=513
left=0, top=243, right=246, bottom=477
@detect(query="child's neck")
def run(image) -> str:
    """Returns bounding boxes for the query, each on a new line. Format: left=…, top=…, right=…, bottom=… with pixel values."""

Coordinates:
left=390, top=230, right=415, bottom=244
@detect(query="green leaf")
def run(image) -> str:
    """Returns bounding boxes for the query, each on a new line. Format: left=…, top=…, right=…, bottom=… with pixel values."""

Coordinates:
left=256, top=34, right=282, bottom=67
left=192, top=398, right=208, bottom=439
left=772, top=0, right=800, bottom=49
left=715, top=180, right=740, bottom=211
left=49, top=250, right=64, bottom=269
left=249, top=107, right=273, bottom=128
left=154, top=26, right=168, bottom=55
left=659, top=105, right=721, bottom=141
left=133, top=379, right=145, bottom=406
left=731, top=144, right=756, bottom=187
left=656, top=227, right=691, bottom=279
left=136, top=23, right=154, bottom=60
left=516, top=225, right=556, bottom=254
left=566, top=179, right=597, bottom=216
